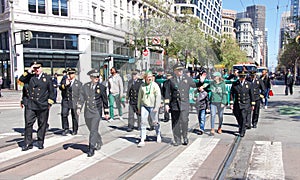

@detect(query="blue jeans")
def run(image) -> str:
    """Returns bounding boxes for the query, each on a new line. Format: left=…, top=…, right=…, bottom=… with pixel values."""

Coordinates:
left=198, top=109, right=206, bottom=131
left=261, top=88, right=270, bottom=106
left=210, top=103, right=224, bottom=129
left=140, top=106, right=160, bottom=140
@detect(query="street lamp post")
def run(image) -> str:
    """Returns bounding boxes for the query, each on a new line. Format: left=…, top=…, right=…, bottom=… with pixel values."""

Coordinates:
left=9, top=0, right=16, bottom=90
left=140, top=7, right=150, bottom=71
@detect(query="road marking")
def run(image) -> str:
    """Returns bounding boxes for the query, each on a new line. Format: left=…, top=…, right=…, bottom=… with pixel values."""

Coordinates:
left=153, top=137, right=219, bottom=180
left=25, top=138, right=133, bottom=180
left=0, top=135, right=74, bottom=163
left=0, top=132, right=21, bottom=139
left=246, top=141, right=285, bottom=179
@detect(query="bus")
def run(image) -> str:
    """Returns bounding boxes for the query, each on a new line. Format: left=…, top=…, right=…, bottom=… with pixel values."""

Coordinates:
left=233, top=64, right=257, bottom=72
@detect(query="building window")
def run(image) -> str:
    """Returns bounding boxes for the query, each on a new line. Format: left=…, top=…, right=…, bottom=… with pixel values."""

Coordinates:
left=100, top=9, right=104, bottom=24
left=24, top=32, right=78, bottom=50
left=114, top=14, right=117, bottom=27
left=120, top=16, right=123, bottom=28
left=0, top=0, right=5, bottom=13
left=0, top=32, right=9, bottom=50
left=28, top=0, right=46, bottom=14
left=52, top=0, right=68, bottom=16
left=113, top=41, right=131, bottom=56
left=91, top=37, right=109, bottom=53
left=92, top=6, right=97, bottom=22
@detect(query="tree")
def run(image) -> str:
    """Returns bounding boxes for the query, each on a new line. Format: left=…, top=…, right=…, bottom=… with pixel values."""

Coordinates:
left=219, top=37, right=248, bottom=70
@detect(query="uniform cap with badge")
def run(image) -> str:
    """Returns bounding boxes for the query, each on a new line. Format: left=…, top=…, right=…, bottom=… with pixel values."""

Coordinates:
left=249, top=70, right=257, bottom=76
left=87, top=69, right=100, bottom=77
left=238, top=70, right=248, bottom=77
left=173, top=63, right=184, bottom=71
left=67, top=68, right=76, bottom=75
left=213, top=72, right=222, bottom=77
left=31, top=61, right=43, bottom=68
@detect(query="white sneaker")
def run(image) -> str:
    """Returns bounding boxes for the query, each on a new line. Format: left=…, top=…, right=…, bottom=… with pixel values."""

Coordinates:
left=264, top=106, right=268, bottom=109
left=157, top=135, right=161, bottom=143
left=137, top=140, right=145, bottom=147
left=119, top=116, right=123, bottom=121
left=108, top=118, right=113, bottom=122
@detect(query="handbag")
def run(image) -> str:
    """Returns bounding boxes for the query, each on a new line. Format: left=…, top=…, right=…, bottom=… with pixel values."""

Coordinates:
left=269, top=89, right=274, bottom=96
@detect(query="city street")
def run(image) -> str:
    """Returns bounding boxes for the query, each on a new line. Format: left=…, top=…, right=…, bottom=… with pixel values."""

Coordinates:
left=0, top=84, right=299, bottom=179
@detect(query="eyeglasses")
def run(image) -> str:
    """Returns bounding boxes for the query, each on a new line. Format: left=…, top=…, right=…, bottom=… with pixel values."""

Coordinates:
left=33, top=67, right=40, bottom=70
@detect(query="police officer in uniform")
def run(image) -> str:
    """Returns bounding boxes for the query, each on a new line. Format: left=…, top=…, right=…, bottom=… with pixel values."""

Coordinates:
left=59, top=68, right=82, bottom=135
left=77, top=69, right=109, bottom=157
left=247, top=70, right=265, bottom=128
left=126, top=71, right=143, bottom=132
left=19, top=61, right=55, bottom=151
left=230, top=70, right=255, bottom=137
left=164, top=63, right=196, bottom=146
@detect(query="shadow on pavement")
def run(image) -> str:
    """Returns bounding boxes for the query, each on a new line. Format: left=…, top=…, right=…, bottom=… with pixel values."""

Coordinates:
left=63, top=143, right=88, bottom=153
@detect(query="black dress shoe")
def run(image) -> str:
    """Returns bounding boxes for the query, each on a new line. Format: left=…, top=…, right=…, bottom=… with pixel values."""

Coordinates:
left=22, top=144, right=33, bottom=151
left=253, top=124, right=257, bottom=128
left=240, top=133, right=245, bottom=137
left=87, top=148, right=95, bottom=157
left=127, top=127, right=133, bottom=132
left=37, top=144, right=44, bottom=149
left=62, top=129, right=69, bottom=136
left=72, top=131, right=77, bottom=135
left=182, top=138, right=189, bottom=145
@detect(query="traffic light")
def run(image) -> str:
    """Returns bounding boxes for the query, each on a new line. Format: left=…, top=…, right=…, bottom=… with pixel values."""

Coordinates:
left=21, top=30, right=33, bottom=43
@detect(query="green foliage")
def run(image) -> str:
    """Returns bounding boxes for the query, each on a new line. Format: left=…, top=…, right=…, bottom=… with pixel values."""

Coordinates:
left=220, top=37, right=248, bottom=70
left=279, top=38, right=300, bottom=70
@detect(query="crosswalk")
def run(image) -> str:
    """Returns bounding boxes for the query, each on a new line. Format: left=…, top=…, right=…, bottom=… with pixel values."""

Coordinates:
left=0, top=132, right=287, bottom=179
left=0, top=101, right=21, bottom=110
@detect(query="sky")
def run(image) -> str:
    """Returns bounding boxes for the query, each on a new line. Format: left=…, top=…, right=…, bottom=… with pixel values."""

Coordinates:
left=222, top=0, right=290, bottom=69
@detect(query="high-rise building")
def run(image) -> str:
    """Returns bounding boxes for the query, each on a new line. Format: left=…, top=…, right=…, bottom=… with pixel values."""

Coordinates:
left=222, top=9, right=236, bottom=39
left=246, top=5, right=266, bottom=35
left=171, top=0, right=222, bottom=39
left=235, top=18, right=254, bottom=60
left=291, top=0, right=300, bottom=28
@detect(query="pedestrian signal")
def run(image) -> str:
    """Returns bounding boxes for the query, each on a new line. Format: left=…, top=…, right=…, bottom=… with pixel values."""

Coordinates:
left=21, top=30, right=33, bottom=43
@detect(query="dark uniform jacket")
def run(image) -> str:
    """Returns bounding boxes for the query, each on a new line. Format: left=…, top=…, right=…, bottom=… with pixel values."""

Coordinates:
left=126, top=78, right=143, bottom=105
left=78, top=82, right=109, bottom=119
left=59, top=78, right=82, bottom=109
left=230, top=80, right=255, bottom=109
left=21, top=83, right=29, bottom=106
left=164, top=74, right=196, bottom=111
left=19, top=72, right=54, bottom=110
left=248, top=78, right=265, bottom=101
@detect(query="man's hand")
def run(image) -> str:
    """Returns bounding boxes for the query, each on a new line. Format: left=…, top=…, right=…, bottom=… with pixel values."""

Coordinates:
left=165, top=105, right=170, bottom=113
left=77, top=109, right=81, bottom=116
left=20, top=103, right=24, bottom=109
left=230, top=104, right=234, bottom=110
left=221, top=104, right=226, bottom=108
left=104, top=114, right=109, bottom=120
left=251, top=106, right=255, bottom=111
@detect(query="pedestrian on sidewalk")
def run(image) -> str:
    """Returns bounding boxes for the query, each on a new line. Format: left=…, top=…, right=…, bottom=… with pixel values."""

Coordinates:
left=230, top=70, right=255, bottom=137
left=108, top=67, right=124, bottom=121
left=137, top=71, right=161, bottom=147
left=77, top=69, right=109, bottom=157
left=209, top=72, right=227, bottom=135
left=59, top=68, right=82, bottom=136
left=260, top=69, right=271, bottom=109
left=126, top=70, right=143, bottom=132
left=285, top=69, right=294, bottom=95
left=19, top=61, right=55, bottom=151
left=194, top=84, right=209, bottom=135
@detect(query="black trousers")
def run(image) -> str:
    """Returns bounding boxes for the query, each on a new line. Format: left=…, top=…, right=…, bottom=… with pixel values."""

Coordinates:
left=61, top=104, right=79, bottom=132
left=285, top=85, right=293, bottom=95
left=233, top=107, right=249, bottom=135
left=24, top=108, right=49, bottom=145
left=170, top=109, right=189, bottom=143
left=252, top=100, right=261, bottom=126
left=85, top=116, right=102, bottom=149
left=128, top=104, right=141, bottom=128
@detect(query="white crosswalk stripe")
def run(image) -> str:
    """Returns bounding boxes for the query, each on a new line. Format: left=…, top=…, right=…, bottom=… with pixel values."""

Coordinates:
left=153, top=137, right=220, bottom=180
left=0, top=135, right=74, bottom=163
left=25, top=138, right=133, bottom=180
left=0, top=132, right=21, bottom=139
left=246, top=141, right=285, bottom=179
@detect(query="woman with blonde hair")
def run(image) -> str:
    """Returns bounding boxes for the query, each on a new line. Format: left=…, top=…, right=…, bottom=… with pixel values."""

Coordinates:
left=209, top=72, right=227, bottom=135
